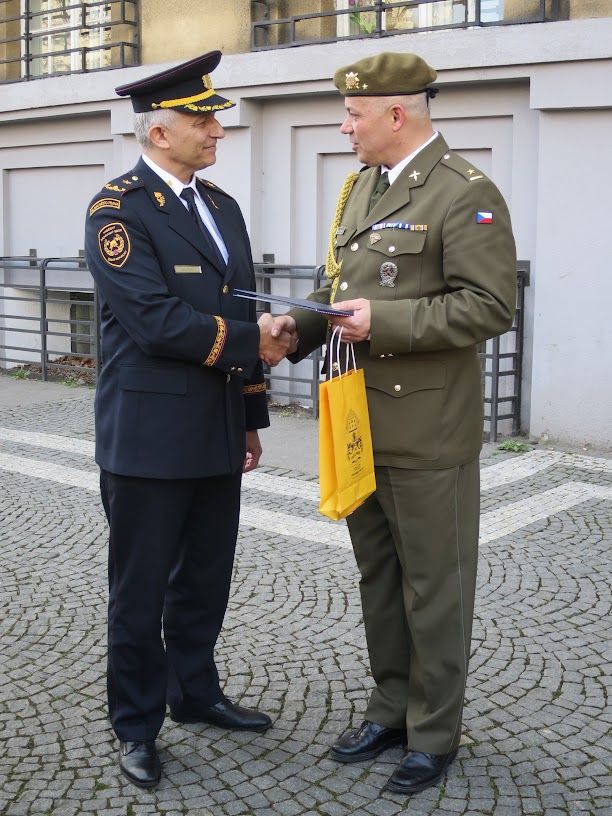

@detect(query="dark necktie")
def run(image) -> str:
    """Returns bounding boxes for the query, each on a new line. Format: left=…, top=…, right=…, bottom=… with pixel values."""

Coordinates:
left=180, top=187, right=225, bottom=266
left=368, top=171, right=390, bottom=212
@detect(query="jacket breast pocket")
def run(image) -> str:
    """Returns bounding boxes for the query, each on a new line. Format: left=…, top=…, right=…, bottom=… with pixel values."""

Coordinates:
left=367, top=231, right=426, bottom=298
left=368, top=230, right=427, bottom=258
left=119, top=366, right=187, bottom=395
left=365, top=360, right=446, bottom=462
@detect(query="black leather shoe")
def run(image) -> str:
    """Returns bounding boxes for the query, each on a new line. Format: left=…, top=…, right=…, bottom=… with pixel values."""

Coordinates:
left=119, top=741, right=161, bottom=788
left=330, top=721, right=407, bottom=763
left=384, top=749, right=458, bottom=795
left=170, top=699, right=272, bottom=732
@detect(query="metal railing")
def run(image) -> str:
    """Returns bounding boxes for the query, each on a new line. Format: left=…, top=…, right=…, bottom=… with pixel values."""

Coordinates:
left=481, top=261, right=529, bottom=441
left=253, top=264, right=326, bottom=417
left=0, top=0, right=138, bottom=83
left=252, top=0, right=563, bottom=50
left=0, top=254, right=527, bottom=440
left=0, top=254, right=100, bottom=379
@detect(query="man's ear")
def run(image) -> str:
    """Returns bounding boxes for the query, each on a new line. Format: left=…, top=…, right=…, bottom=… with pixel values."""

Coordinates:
left=148, top=124, right=170, bottom=149
left=389, top=104, right=406, bottom=132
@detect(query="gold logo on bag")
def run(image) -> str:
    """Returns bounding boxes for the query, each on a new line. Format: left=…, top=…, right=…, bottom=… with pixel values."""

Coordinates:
left=345, top=409, right=363, bottom=474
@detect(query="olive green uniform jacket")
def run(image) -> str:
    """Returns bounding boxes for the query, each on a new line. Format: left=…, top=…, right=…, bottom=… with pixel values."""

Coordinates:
left=292, top=134, right=517, bottom=468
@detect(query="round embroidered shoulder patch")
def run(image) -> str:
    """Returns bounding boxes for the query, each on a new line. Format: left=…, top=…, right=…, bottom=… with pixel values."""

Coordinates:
left=98, top=222, right=131, bottom=268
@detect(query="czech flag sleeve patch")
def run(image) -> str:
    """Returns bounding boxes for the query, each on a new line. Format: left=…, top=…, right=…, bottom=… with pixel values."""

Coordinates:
left=476, top=211, right=493, bottom=224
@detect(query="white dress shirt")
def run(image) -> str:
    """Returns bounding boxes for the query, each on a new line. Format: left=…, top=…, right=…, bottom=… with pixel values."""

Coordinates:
left=385, top=131, right=439, bottom=185
left=141, top=154, right=229, bottom=263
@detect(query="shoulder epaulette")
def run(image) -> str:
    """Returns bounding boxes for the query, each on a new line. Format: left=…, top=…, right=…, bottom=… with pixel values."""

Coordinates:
left=102, top=171, right=144, bottom=196
left=89, top=171, right=144, bottom=217
left=197, top=177, right=232, bottom=199
left=440, top=152, right=487, bottom=183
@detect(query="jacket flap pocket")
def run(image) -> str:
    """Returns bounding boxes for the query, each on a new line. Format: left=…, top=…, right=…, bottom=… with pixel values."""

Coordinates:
left=368, top=231, right=427, bottom=258
left=119, top=366, right=187, bottom=395
left=366, top=361, right=446, bottom=398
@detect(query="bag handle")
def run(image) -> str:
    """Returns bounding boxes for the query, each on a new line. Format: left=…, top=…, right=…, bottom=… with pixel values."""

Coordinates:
left=329, top=326, right=357, bottom=379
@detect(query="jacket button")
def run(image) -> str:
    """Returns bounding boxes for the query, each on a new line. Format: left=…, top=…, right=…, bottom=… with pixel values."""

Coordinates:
left=222, top=284, right=229, bottom=294
left=339, top=281, right=348, bottom=291
left=237, top=367, right=243, bottom=374
left=350, top=242, right=359, bottom=251
left=379, top=354, right=386, bottom=358
left=389, top=245, right=396, bottom=253
left=394, top=384, right=401, bottom=391
left=226, top=374, right=231, bottom=382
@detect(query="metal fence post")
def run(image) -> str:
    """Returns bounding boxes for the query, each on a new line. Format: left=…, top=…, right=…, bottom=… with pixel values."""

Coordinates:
left=489, top=335, right=500, bottom=441
left=94, top=284, right=102, bottom=381
left=39, top=259, right=48, bottom=381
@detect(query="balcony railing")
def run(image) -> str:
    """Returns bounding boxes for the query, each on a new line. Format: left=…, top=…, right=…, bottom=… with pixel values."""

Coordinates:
left=0, top=0, right=138, bottom=83
left=252, top=0, right=564, bottom=50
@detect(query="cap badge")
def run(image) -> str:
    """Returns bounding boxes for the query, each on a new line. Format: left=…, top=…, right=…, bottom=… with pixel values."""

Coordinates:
left=202, top=73, right=212, bottom=90
left=154, top=191, right=166, bottom=207
left=345, top=71, right=360, bottom=91
left=379, top=262, right=398, bottom=287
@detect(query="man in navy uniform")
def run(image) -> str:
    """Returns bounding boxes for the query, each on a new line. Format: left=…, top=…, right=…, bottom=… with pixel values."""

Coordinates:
left=85, top=51, right=292, bottom=788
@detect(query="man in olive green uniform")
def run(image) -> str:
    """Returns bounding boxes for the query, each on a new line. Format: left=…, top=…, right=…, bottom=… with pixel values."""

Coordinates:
left=274, top=52, right=516, bottom=795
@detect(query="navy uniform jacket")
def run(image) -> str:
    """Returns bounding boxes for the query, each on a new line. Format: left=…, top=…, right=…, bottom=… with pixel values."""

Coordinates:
left=84, top=157, right=269, bottom=479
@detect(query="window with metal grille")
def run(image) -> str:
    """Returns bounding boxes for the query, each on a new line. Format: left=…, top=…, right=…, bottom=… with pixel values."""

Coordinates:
left=251, top=1, right=568, bottom=50
left=0, top=0, right=139, bottom=83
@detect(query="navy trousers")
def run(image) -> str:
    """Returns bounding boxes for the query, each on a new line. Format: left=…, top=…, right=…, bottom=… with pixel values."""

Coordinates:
left=100, top=468, right=242, bottom=741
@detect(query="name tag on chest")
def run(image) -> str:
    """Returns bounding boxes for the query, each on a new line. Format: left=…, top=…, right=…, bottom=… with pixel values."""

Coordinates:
left=174, top=265, right=202, bottom=274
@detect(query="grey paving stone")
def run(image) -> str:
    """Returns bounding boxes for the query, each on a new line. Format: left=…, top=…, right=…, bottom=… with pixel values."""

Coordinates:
left=0, top=382, right=611, bottom=816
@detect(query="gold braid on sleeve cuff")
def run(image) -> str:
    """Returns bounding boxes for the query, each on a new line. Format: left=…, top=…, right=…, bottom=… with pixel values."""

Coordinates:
left=203, top=315, right=226, bottom=366
left=325, top=171, right=359, bottom=303
left=243, top=383, right=266, bottom=395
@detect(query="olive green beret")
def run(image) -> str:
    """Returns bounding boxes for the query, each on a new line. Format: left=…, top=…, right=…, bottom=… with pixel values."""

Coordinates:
left=333, top=52, right=437, bottom=98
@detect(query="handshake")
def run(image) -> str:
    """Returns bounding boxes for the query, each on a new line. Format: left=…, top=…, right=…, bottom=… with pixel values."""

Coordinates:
left=257, top=313, right=298, bottom=366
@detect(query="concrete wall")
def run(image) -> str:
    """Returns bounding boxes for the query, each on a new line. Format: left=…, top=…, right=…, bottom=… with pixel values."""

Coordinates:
left=530, top=107, right=612, bottom=448
left=140, top=0, right=251, bottom=62
left=1, top=18, right=611, bottom=447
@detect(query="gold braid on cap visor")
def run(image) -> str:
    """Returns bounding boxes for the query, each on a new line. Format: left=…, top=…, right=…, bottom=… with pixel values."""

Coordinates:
left=325, top=172, right=360, bottom=303
left=152, top=87, right=217, bottom=109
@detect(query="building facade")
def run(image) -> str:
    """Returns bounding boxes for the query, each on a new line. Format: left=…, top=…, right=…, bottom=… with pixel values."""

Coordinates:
left=1, top=1, right=611, bottom=448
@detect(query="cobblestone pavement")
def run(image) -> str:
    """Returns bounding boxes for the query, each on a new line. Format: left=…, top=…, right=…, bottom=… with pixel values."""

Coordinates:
left=0, top=379, right=610, bottom=816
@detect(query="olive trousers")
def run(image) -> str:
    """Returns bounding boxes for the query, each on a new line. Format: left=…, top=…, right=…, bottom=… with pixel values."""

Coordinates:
left=346, top=458, right=480, bottom=754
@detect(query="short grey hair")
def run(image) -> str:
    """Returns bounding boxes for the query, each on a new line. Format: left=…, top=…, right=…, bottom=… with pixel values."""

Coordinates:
left=133, top=109, right=179, bottom=148
left=393, top=92, right=431, bottom=121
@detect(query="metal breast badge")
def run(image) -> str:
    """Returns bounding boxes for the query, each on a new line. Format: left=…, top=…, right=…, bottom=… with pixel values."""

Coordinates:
left=379, top=262, right=398, bottom=287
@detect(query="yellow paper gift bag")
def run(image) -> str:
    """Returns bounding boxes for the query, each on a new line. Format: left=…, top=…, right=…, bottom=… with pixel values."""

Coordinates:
left=319, top=330, right=376, bottom=521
